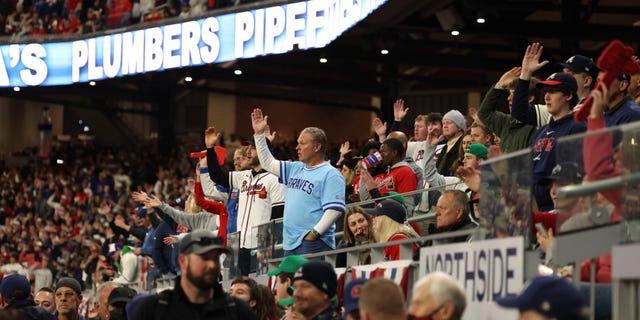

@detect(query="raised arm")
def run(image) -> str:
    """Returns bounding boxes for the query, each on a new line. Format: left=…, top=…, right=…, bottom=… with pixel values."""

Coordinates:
left=584, top=85, right=621, bottom=218
left=478, top=67, right=520, bottom=132
left=251, top=108, right=280, bottom=175
left=204, top=127, right=231, bottom=188
left=512, top=43, right=549, bottom=126
left=388, top=99, right=409, bottom=132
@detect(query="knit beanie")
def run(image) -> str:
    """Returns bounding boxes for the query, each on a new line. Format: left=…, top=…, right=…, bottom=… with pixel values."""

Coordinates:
left=293, top=261, right=337, bottom=298
left=443, top=109, right=466, bottom=131
left=56, top=277, right=82, bottom=295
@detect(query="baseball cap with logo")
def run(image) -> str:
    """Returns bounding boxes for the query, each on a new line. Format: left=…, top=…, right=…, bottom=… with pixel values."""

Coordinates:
left=293, top=261, right=337, bottom=298
left=343, top=278, right=367, bottom=315
left=496, top=276, right=588, bottom=320
left=536, top=72, right=578, bottom=93
left=560, top=55, right=599, bottom=79
left=267, top=255, right=308, bottom=276
left=364, top=199, right=407, bottom=224
left=180, top=229, right=230, bottom=255
left=0, top=273, right=31, bottom=301
left=546, top=162, right=585, bottom=185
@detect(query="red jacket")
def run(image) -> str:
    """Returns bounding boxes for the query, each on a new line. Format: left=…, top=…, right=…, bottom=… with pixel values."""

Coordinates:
left=194, top=182, right=228, bottom=245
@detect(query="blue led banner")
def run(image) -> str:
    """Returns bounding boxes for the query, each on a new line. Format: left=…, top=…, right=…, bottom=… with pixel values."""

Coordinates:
left=0, top=0, right=387, bottom=87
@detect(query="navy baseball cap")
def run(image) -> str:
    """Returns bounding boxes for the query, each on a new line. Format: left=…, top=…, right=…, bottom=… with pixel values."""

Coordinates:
left=343, top=278, right=367, bottom=315
left=0, top=274, right=31, bottom=300
left=364, top=199, right=407, bottom=224
left=546, top=162, right=585, bottom=185
left=496, top=276, right=587, bottom=320
left=537, top=72, right=578, bottom=93
left=560, top=55, right=599, bottom=78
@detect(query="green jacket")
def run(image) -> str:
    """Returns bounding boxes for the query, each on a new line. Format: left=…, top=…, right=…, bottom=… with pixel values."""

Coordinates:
left=477, top=86, right=536, bottom=153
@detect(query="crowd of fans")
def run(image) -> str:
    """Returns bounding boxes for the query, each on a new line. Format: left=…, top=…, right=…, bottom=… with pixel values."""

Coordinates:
left=1, top=40, right=639, bottom=319
left=0, top=0, right=259, bottom=41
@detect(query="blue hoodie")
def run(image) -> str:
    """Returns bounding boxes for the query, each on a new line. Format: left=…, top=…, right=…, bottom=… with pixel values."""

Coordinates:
left=531, top=114, right=586, bottom=211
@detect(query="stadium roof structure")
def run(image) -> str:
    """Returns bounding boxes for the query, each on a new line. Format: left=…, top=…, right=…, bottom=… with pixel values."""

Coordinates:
left=2, top=0, right=639, bottom=114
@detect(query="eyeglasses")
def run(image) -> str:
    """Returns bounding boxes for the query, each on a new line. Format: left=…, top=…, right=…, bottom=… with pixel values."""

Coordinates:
left=182, top=235, right=224, bottom=253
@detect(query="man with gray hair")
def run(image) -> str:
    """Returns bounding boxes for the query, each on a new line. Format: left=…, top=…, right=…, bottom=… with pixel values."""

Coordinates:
left=409, top=271, right=466, bottom=320
left=251, top=108, right=346, bottom=256
left=435, top=109, right=466, bottom=176
left=90, top=281, right=120, bottom=320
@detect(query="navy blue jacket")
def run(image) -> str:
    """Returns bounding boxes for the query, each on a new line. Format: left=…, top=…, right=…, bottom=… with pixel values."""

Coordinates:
left=531, top=114, right=586, bottom=211
left=605, top=97, right=640, bottom=127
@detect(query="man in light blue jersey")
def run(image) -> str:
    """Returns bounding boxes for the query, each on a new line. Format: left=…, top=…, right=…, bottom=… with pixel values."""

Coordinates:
left=251, top=108, right=346, bottom=256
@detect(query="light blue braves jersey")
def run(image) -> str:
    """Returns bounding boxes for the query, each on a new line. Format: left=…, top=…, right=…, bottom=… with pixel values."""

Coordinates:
left=278, top=161, right=346, bottom=250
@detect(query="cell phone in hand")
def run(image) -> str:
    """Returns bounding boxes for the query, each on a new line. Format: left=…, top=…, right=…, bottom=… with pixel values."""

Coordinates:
left=535, top=223, right=548, bottom=238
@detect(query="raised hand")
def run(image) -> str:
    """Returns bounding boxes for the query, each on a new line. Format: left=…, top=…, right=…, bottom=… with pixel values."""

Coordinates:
left=251, top=108, right=268, bottom=135
left=132, top=191, right=148, bottom=203
left=360, top=167, right=377, bottom=191
left=456, top=166, right=481, bottom=192
left=339, top=141, right=352, bottom=158
left=265, top=125, right=277, bottom=142
left=426, top=126, right=444, bottom=146
left=589, top=82, right=608, bottom=119
left=204, top=127, right=221, bottom=148
left=497, top=67, right=522, bottom=89
left=393, top=99, right=409, bottom=121
left=163, top=235, right=178, bottom=245
left=372, top=118, right=387, bottom=140
left=487, top=145, right=504, bottom=159
left=144, top=195, right=162, bottom=208
left=521, top=42, right=548, bottom=79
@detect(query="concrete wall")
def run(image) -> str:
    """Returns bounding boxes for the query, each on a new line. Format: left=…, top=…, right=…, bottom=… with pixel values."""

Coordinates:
left=0, top=98, right=63, bottom=154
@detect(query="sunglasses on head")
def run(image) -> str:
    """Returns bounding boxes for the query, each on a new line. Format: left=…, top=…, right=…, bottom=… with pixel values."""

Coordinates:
left=182, top=235, right=223, bottom=252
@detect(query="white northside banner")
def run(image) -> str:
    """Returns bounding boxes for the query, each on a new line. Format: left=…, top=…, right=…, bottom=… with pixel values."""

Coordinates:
left=418, top=237, right=524, bottom=320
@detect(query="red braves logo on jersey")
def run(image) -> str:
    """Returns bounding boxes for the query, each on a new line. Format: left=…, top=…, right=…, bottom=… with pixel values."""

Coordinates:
left=534, top=138, right=554, bottom=152
left=241, top=181, right=268, bottom=199
left=375, top=176, right=395, bottom=190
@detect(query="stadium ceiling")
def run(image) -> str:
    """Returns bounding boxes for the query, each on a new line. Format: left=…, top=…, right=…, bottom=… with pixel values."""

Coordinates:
left=4, top=0, right=640, bottom=112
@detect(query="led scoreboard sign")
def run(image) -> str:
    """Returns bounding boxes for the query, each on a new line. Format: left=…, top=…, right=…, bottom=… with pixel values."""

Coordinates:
left=0, top=0, right=387, bottom=87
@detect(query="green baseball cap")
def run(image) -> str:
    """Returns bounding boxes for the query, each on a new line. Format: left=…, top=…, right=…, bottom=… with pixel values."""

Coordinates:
left=465, top=143, right=488, bottom=160
left=267, top=255, right=308, bottom=276
left=278, top=297, right=294, bottom=307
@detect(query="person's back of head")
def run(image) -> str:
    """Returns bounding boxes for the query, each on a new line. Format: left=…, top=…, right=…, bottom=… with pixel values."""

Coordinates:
left=387, top=131, right=408, bottom=151
left=496, top=276, right=587, bottom=320
left=255, top=284, right=284, bottom=320
left=358, top=278, right=406, bottom=320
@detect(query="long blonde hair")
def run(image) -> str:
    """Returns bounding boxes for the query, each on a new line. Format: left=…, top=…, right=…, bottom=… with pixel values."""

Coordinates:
left=185, top=194, right=201, bottom=214
left=373, top=215, right=419, bottom=243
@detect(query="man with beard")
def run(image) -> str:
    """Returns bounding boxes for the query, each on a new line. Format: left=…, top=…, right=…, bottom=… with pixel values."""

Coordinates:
left=131, top=229, right=257, bottom=320
left=202, top=126, right=286, bottom=276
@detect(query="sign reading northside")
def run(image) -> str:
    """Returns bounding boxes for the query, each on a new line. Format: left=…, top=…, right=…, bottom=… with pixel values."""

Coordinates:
left=0, top=0, right=387, bottom=87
